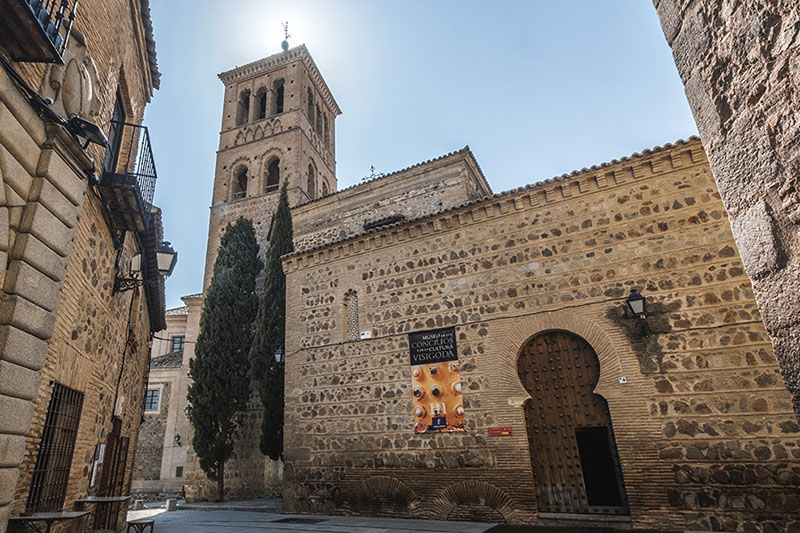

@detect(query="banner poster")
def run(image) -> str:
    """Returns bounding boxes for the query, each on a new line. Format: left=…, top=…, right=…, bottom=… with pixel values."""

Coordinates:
left=409, top=326, right=465, bottom=433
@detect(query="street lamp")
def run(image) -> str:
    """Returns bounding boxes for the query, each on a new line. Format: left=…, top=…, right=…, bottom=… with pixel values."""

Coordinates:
left=274, top=347, right=284, bottom=364
left=184, top=405, right=192, bottom=418
left=626, top=289, right=646, bottom=319
left=114, top=241, right=178, bottom=293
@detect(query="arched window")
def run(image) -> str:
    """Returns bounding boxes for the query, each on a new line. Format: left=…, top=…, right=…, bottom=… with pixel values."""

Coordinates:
left=272, top=79, right=284, bottom=115
left=343, top=290, right=359, bottom=341
left=265, top=158, right=280, bottom=192
left=236, top=89, right=250, bottom=126
left=255, top=88, right=267, bottom=120
left=323, top=114, right=330, bottom=147
left=307, top=88, right=314, bottom=120
left=307, top=163, right=316, bottom=200
left=321, top=179, right=329, bottom=196
left=315, top=105, right=322, bottom=133
left=232, top=167, right=247, bottom=200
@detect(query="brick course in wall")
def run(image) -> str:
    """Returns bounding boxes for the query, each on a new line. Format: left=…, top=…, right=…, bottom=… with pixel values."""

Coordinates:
left=282, top=138, right=800, bottom=532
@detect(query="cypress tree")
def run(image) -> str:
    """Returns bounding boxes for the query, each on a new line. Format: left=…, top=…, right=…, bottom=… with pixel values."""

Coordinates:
left=251, top=182, right=293, bottom=460
left=188, top=218, right=262, bottom=501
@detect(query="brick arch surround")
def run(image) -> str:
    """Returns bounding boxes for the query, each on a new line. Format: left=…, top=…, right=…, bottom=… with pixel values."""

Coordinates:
left=344, top=476, right=420, bottom=515
left=488, top=308, right=673, bottom=524
left=425, top=480, right=517, bottom=522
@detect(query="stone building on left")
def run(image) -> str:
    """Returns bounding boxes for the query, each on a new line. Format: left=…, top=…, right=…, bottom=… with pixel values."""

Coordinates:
left=0, top=1, right=174, bottom=531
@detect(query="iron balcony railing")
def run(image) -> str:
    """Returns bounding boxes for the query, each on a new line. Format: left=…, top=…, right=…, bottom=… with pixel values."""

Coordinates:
left=100, top=121, right=158, bottom=232
left=0, top=0, right=78, bottom=62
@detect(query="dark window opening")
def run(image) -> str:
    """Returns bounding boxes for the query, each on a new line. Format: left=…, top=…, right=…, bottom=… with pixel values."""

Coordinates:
left=171, top=336, right=185, bottom=352
left=144, top=389, right=159, bottom=411
left=307, top=163, right=316, bottom=200
left=575, top=426, right=624, bottom=508
left=256, top=89, right=267, bottom=120
left=176, top=466, right=184, bottom=478
left=232, top=168, right=248, bottom=200
left=322, top=179, right=329, bottom=196
left=272, top=79, right=284, bottom=115
left=236, top=89, right=251, bottom=126
left=26, top=383, right=84, bottom=513
left=103, top=90, right=125, bottom=174
left=307, top=88, right=314, bottom=120
left=265, top=158, right=280, bottom=192
left=315, top=105, right=322, bottom=133
left=324, top=114, right=330, bottom=147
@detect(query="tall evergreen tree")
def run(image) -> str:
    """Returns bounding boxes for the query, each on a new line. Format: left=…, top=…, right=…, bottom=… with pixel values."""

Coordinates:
left=188, top=218, right=262, bottom=501
left=251, top=182, right=294, bottom=460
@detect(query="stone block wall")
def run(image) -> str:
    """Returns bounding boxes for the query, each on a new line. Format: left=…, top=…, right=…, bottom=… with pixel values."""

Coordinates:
left=282, top=139, right=800, bottom=531
left=652, top=0, right=800, bottom=420
left=134, top=382, right=170, bottom=481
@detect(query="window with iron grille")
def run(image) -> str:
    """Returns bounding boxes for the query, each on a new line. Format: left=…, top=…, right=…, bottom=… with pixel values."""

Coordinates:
left=171, top=336, right=185, bottom=353
left=144, top=389, right=159, bottom=411
left=26, top=383, right=84, bottom=513
left=176, top=466, right=183, bottom=478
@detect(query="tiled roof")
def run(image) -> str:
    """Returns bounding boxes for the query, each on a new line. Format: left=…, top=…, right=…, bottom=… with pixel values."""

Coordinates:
left=150, top=351, right=182, bottom=368
left=284, top=137, right=701, bottom=259
left=166, top=305, right=188, bottom=316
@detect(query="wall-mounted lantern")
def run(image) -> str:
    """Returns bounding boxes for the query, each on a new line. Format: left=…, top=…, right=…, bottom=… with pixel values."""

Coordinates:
left=626, top=289, right=647, bottom=319
left=184, top=405, right=192, bottom=418
left=274, top=347, right=284, bottom=364
left=114, top=241, right=178, bottom=293
left=174, top=433, right=182, bottom=447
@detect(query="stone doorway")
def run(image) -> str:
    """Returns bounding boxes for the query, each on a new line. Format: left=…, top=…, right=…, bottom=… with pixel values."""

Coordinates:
left=517, top=330, right=628, bottom=515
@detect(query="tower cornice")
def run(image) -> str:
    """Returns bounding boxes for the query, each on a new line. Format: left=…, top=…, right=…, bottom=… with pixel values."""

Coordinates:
left=218, top=44, right=342, bottom=116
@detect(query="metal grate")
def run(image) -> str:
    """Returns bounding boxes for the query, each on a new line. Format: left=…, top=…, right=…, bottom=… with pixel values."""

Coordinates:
left=26, top=383, right=84, bottom=512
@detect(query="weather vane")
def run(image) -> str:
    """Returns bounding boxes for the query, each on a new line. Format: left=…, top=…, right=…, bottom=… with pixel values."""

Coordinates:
left=281, top=22, right=291, bottom=51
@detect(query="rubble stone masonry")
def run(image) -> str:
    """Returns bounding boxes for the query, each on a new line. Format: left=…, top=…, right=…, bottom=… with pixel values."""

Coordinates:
left=282, top=139, right=800, bottom=531
left=653, top=0, right=800, bottom=420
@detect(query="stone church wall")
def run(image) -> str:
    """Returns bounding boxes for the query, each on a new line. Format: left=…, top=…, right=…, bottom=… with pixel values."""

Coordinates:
left=282, top=138, right=800, bottom=531
left=134, top=383, right=170, bottom=481
left=653, top=0, right=800, bottom=421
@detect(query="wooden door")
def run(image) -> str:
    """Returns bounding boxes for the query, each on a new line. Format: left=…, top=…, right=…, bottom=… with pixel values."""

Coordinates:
left=95, top=418, right=129, bottom=529
left=518, top=330, right=628, bottom=515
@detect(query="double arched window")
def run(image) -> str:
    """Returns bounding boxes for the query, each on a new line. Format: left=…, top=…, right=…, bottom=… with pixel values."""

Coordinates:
left=265, top=157, right=280, bottom=192
left=232, top=167, right=248, bottom=200
left=255, top=88, right=267, bottom=120
left=236, top=89, right=250, bottom=126
left=272, top=79, right=284, bottom=115
left=307, top=162, right=316, bottom=200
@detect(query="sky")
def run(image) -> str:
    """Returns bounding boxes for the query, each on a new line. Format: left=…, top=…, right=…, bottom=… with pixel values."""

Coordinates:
left=144, top=1, right=698, bottom=310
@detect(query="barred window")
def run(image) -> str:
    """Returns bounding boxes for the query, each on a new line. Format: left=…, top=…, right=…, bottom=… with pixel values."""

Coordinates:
left=144, top=389, right=160, bottom=412
left=26, top=383, right=84, bottom=512
left=343, top=289, right=359, bottom=341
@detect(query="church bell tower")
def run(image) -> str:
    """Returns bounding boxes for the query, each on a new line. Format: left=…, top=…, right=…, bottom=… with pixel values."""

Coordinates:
left=202, top=41, right=341, bottom=287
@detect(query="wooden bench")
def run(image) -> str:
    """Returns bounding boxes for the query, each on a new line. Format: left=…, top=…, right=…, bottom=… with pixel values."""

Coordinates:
left=126, top=519, right=154, bottom=533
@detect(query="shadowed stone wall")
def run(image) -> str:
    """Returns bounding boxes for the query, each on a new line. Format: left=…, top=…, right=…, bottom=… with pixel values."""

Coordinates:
left=283, top=139, right=800, bottom=531
left=653, top=0, right=800, bottom=421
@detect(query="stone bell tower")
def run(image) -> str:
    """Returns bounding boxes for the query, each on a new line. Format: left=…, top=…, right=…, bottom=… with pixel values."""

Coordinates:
left=202, top=42, right=341, bottom=287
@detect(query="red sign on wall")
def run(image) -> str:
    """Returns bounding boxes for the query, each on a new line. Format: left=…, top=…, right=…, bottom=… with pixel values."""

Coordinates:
left=489, top=426, right=513, bottom=436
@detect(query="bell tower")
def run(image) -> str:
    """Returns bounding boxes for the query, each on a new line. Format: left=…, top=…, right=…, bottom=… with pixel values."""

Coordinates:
left=202, top=43, right=341, bottom=287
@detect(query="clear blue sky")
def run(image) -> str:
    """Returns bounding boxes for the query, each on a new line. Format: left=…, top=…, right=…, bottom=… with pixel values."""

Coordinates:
left=144, top=1, right=697, bottom=310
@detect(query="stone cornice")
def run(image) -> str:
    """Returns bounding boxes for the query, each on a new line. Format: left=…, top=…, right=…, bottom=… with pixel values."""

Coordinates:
left=218, top=44, right=341, bottom=116
left=283, top=137, right=706, bottom=271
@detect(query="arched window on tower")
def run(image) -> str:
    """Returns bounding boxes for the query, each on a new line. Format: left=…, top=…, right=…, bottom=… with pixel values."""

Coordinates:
left=315, top=105, right=322, bottom=133
left=255, top=88, right=267, bottom=120
left=321, top=179, right=329, bottom=197
left=272, top=79, right=284, bottom=115
left=307, top=163, right=316, bottom=200
left=232, top=167, right=248, bottom=200
left=323, top=114, right=330, bottom=147
left=265, top=157, right=280, bottom=192
left=307, top=88, right=314, bottom=120
left=236, top=89, right=250, bottom=126
left=343, top=290, right=359, bottom=341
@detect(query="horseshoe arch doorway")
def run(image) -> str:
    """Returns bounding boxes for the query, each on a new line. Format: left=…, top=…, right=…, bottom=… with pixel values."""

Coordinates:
left=518, top=330, right=628, bottom=515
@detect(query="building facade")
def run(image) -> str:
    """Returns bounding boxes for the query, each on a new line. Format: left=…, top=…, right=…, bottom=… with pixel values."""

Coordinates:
left=133, top=42, right=799, bottom=532
left=0, top=1, right=171, bottom=531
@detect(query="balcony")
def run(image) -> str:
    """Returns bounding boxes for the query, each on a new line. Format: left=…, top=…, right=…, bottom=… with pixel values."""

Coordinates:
left=0, top=0, right=77, bottom=63
left=99, top=121, right=158, bottom=233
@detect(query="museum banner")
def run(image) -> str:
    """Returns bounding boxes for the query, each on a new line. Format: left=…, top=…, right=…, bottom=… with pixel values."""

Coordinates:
left=408, top=326, right=465, bottom=433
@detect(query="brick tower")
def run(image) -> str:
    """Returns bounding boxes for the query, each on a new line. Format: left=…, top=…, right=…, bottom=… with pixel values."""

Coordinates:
left=203, top=43, right=341, bottom=287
